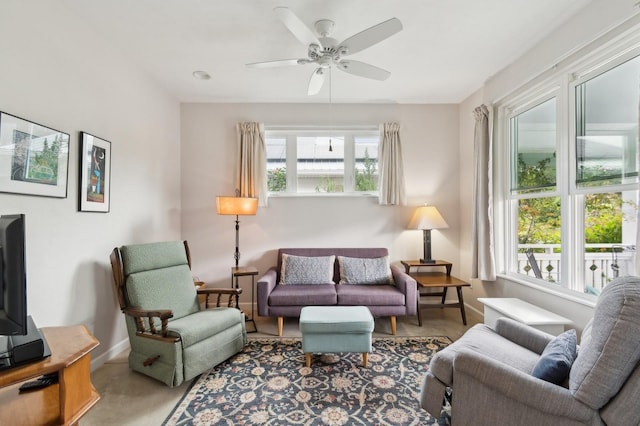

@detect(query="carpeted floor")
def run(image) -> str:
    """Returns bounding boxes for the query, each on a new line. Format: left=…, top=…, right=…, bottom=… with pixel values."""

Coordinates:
left=163, top=337, right=451, bottom=426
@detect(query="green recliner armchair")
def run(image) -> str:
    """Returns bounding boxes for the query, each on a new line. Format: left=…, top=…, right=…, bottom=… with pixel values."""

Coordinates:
left=110, top=240, right=247, bottom=387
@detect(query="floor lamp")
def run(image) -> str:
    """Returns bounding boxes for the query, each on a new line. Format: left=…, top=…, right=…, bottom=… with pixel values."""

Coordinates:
left=216, top=196, right=258, bottom=267
left=408, top=205, right=449, bottom=263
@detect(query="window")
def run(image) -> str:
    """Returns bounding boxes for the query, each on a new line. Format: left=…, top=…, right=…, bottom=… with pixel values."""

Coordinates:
left=575, top=55, right=639, bottom=188
left=265, top=127, right=379, bottom=195
left=511, top=97, right=557, bottom=194
left=499, top=47, right=640, bottom=296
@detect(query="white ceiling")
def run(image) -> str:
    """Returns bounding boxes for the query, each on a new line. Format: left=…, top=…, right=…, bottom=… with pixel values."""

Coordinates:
left=63, top=0, right=593, bottom=104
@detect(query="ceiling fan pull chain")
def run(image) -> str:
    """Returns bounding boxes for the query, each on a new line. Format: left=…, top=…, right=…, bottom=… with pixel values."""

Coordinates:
left=329, top=67, right=333, bottom=152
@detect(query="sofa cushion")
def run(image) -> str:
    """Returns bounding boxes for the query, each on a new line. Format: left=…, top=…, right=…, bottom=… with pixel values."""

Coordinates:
left=269, top=284, right=337, bottom=306
left=279, top=254, right=336, bottom=285
left=337, top=256, right=394, bottom=285
left=277, top=248, right=389, bottom=284
left=167, top=307, right=243, bottom=347
left=429, top=323, right=540, bottom=385
left=531, top=329, right=577, bottom=385
left=336, top=284, right=405, bottom=306
left=569, top=276, right=640, bottom=409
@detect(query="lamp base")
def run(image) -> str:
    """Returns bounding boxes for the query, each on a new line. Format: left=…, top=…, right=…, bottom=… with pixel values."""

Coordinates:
left=419, top=258, right=437, bottom=264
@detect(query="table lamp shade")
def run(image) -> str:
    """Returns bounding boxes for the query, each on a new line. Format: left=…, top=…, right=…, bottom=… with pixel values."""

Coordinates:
left=408, top=205, right=449, bottom=230
left=216, top=196, right=258, bottom=216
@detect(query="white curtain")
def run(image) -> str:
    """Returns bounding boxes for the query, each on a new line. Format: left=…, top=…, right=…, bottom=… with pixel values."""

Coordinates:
left=378, top=122, right=406, bottom=205
left=471, top=105, right=496, bottom=280
left=636, top=96, right=640, bottom=277
left=236, top=122, right=267, bottom=206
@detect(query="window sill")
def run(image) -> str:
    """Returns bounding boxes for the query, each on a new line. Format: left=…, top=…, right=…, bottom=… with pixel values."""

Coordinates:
left=267, top=193, right=378, bottom=198
left=497, top=273, right=597, bottom=308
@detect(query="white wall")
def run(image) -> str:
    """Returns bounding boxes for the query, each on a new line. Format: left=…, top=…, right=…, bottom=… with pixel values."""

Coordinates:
left=180, top=103, right=460, bottom=306
left=457, top=0, right=640, bottom=333
left=0, top=2, right=181, bottom=364
left=485, top=0, right=640, bottom=103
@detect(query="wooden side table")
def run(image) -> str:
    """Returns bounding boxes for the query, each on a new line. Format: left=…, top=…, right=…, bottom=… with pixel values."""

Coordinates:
left=231, top=266, right=259, bottom=333
left=0, top=325, right=99, bottom=425
left=401, top=260, right=470, bottom=326
left=401, top=259, right=452, bottom=276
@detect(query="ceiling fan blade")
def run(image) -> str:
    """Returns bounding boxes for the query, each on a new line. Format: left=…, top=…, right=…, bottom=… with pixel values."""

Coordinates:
left=246, top=59, right=303, bottom=68
left=307, top=68, right=326, bottom=96
left=274, top=7, right=321, bottom=48
left=336, top=60, right=390, bottom=81
left=338, top=18, right=402, bottom=55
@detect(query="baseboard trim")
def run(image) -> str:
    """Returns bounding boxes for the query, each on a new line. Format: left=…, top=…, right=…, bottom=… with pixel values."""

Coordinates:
left=91, top=337, right=129, bottom=372
left=465, top=302, right=484, bottom=322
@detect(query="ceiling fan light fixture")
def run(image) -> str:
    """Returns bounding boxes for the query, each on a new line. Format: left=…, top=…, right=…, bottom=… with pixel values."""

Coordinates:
left=308, top=44, right=321, bottom=56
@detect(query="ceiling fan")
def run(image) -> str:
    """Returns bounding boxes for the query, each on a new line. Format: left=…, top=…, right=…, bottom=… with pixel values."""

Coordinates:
left=246, top=7, right=403, bottom=96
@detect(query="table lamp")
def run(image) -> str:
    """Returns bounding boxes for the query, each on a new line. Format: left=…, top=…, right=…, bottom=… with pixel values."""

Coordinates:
left=216, top=196, right=258, bottom=267
left=408, top=205, right=448, bottom=264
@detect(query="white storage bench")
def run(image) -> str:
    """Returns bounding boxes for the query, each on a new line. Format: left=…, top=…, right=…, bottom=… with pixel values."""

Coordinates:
left=478, top=298, right=571, bottom=335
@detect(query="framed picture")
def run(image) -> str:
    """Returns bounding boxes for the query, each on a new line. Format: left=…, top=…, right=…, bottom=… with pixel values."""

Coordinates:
left=79, top=132, right=111, bottom=212
left=0, top=111, right=70, bottom=198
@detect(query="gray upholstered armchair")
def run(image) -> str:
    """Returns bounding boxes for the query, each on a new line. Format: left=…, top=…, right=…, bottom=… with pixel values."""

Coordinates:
left=110, top=240, right=247, bottom=387
left=420, top=276, right=640, bottom=426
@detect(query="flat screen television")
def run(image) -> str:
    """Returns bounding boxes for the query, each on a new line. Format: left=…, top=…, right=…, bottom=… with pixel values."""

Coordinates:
left=0, top=214, right=50, bottom=369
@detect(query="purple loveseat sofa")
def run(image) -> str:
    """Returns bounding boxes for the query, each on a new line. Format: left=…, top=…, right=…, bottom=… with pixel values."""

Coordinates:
left=257, top=248, right=418, bottom=336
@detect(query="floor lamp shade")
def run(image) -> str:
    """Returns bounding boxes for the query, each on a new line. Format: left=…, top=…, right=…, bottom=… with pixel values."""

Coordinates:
left=408, top=205, right=448, bottom=263
left=216, top=197, right=258, bottom=216
left=216, top=196, right=258, bottom=267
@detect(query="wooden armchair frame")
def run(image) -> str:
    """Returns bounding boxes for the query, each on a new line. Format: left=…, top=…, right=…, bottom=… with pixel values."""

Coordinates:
left=110, top=241, right=243, bottom=344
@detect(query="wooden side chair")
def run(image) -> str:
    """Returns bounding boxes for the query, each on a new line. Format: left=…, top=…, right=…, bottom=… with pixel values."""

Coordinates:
left=110, top=240, right=246, bottom=387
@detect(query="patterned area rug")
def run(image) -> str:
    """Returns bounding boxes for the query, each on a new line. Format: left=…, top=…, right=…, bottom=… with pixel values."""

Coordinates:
left=163, top=337, right=452, bottom=426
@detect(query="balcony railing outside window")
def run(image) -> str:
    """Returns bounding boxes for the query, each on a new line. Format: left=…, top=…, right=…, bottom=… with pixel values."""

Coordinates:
left=518, top=243, right=635, bottom=293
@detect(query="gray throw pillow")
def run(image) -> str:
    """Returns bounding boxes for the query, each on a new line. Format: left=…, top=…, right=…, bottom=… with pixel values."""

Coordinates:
left=531, top=329, right=577, bottom=385
left=279, top=254, right=336, bottom=285
left=337, top=256, right=394, bottom=285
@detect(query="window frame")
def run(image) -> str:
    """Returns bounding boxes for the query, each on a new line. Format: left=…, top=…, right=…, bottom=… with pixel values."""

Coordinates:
left=495, top=40, right=640, bottom=299
left=264, top=126, right=380, bottom=197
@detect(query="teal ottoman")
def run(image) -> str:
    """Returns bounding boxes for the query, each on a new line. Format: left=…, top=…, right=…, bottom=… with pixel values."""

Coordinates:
left=299, top=306, right=375, bottom=367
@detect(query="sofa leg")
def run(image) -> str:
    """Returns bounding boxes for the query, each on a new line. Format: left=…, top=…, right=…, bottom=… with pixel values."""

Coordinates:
left=362, top=353, right=368, bottom=368
left=277, top=316, right=283, bottom=336
left=390, top=316, right=396, bottom=335
left=305, top=353, right=311, bottom=367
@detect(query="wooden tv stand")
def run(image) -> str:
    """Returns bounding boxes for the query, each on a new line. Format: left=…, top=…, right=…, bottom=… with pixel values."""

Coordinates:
left=0, top=325, right=99, bottom=425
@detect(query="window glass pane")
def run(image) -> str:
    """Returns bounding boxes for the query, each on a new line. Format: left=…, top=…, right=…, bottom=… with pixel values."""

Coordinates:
left=266, top=137, right=286, bottom=192
left=297, top=136, right=344, bottom=193
left=575, top=55, right=640, bottom=187
left=583, top=191, right=638, bottom=293
left=510, top=98, right=557, bottom=193
left=517, top=196, right=561, bottom=283
left=354, top=136, right=378, bottom=192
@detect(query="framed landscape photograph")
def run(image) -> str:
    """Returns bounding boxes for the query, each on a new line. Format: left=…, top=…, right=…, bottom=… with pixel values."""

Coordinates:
left=79, top=132, right=111, bottom=212
left=0, top=111, right=70, bottom=198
